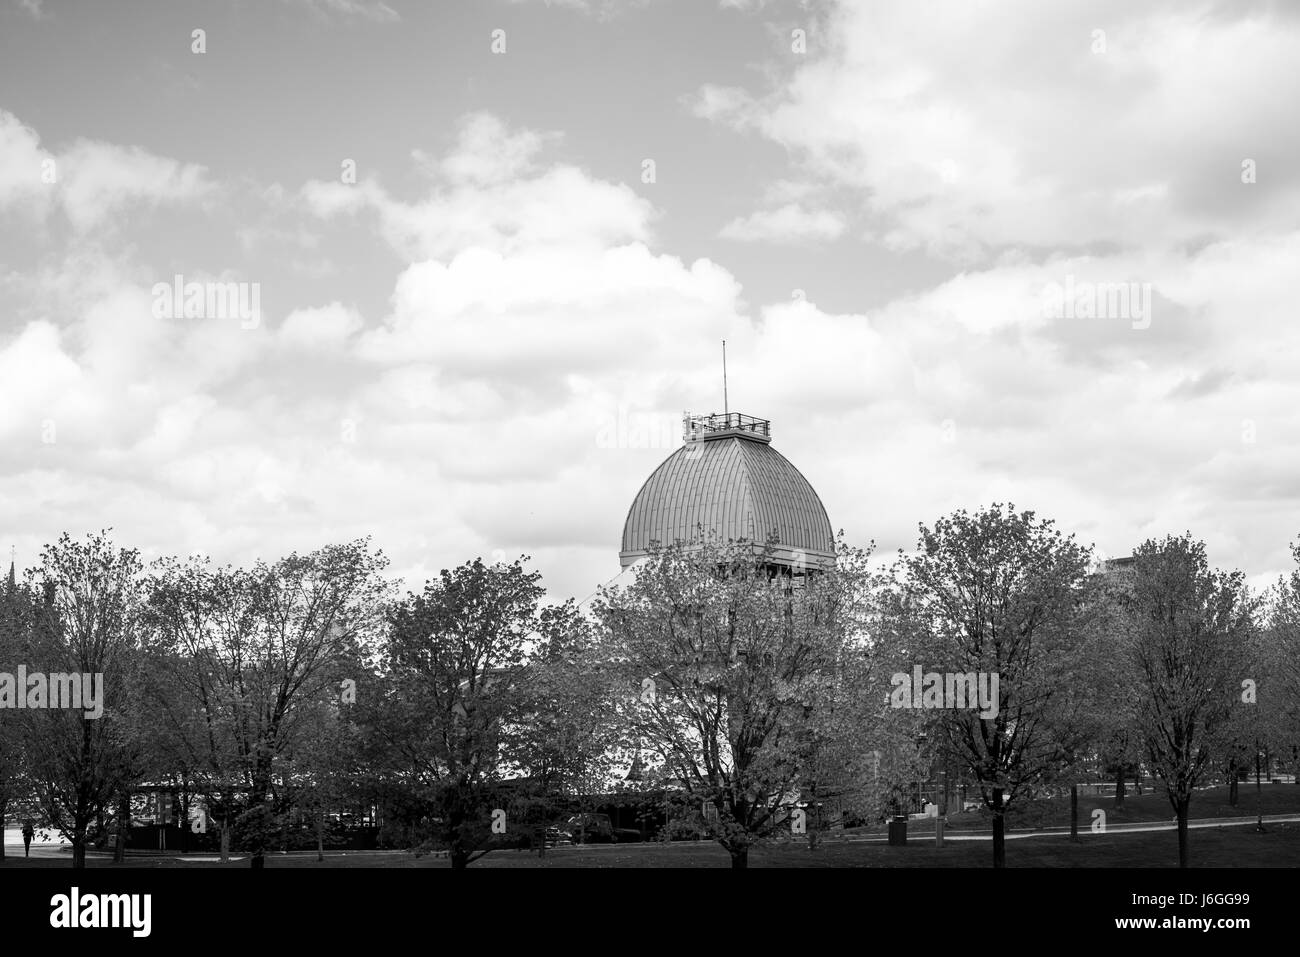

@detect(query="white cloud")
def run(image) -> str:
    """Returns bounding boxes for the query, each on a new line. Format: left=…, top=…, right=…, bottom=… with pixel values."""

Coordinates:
left=279, top=302, right=364, bottom=351
left=304, top=114, right=654, bottom=261
left=6, top=26, right=1300, bottom=614
left=697, top=1, right=1300, bottom=257
left=425, top=113, right=553, bottom=186
left=689, top=84, right=754, bottom=125
left=58, top=140, right=214, bottom=232
left=0, top=110, right=214, bottom=232
left=284, top=0, right=399, bottom=21
left=719, top=202, right=846, bottom=242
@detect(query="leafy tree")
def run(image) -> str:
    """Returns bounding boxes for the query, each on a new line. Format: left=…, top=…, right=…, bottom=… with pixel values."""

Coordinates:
left=21, top=532, right=149, bottom=868
left=1070, top=562, right=1148, bottom=823
left=596, top=536, right=873, bottom=868
left=144, top=557, right=257, bottom=862
left=504, top=606, right=620, bottom=828
left=893, top=504, right=1094, bottom=867
left=282, top=694, right=364, bottom=862
left=1265, top=539, right=1300, bottom=785
left=144, top=540, right=389, bottom=868
left=374, top=556, right=554, bottom=869
left=0, top=559, right=35, bottom=858
left=1118, top=534, right=1254, bottom=867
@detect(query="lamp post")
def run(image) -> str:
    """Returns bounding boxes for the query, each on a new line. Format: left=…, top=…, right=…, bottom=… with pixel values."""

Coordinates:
left=1255, top=740, right=1266, bottom=833
left=936, top=768, right=946, bottom=849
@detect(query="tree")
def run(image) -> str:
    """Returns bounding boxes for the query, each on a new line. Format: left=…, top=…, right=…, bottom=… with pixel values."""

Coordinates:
left=1118, top=534, right=1253, bottom=868
left=21, top=532, right=148, bottom=868
left=1265, top=539, right=1300, bottom=786
left=374, top=556, right=552, bottom=870
left=283, top=695, right=364, bottom=862
left=144, top=557, right=258, bottom=863
left=503, top=606, right=620, bottom=831
left=0, top=559, right=35, bottom=859
left=1071, top=562, right=1148, bottom=821
left=144, top=540, right=390, bottom=868
left=596, top=535, right=874, bottom=869
left=893, top=504, right=1094, bottom=867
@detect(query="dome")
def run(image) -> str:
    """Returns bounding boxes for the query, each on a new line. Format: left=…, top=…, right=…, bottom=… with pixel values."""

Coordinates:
left=619, top=412, right=835, bottom=571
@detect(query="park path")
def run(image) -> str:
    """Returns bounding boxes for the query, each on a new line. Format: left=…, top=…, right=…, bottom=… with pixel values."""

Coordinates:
left=851, top=813, right=1300, bottom=843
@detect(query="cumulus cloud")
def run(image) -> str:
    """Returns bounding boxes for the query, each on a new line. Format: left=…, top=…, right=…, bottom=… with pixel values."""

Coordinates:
left=695, top=1, right=1300, bottom=258
left=0, top=110, right=214, bottom=232
left=2, top=110, right=751, bottom=599
left=279, top=302, right=365, bottom=351
left=719, top=202, right=846, bottom=242
left=303, top=113, right=654, bottom=260
left=5, top=6, right=1299, bottom=611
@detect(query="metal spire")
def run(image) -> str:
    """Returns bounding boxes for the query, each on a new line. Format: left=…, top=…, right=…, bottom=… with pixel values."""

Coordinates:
left=722, top=339, right=728, bottom=415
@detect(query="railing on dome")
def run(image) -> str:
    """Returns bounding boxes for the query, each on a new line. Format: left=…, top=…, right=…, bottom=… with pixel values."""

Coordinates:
left=682, top=412, right=771, bottom=442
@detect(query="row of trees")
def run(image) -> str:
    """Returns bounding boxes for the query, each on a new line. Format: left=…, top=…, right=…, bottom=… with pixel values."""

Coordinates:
left=0, top=505, right=1297, bottom=869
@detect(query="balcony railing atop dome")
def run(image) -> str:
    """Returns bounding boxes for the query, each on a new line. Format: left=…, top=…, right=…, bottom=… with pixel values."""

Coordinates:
left=681, top=412, right=772, bottom=444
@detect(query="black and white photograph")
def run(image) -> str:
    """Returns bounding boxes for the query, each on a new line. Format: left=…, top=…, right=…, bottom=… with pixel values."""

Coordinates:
left=0, top=0, right=1295, bottom=938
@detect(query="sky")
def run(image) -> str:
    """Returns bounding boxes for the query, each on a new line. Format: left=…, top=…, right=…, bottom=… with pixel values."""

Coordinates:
left=1, top=0, right=1299, bottom=602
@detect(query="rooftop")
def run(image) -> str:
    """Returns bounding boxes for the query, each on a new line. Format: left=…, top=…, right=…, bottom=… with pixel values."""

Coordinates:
left=621, top=412, right=833, bottom=571
left=682, top=411, right=771, bottom=444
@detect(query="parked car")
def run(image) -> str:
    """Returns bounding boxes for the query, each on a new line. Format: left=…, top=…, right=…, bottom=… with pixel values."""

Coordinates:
left=563, top=813, right=642, bottom=844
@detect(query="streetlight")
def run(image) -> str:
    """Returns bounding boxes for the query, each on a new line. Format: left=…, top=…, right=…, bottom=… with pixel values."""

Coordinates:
left=936, top=768, right=946, bottom=849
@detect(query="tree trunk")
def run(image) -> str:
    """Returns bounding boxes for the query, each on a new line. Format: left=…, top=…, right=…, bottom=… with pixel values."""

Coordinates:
left=179, top=779, right=190, bottom=854
left=1114, top=768, right=1126, bottom=809
left=451, top=849, right=470, bottom=870
left=730, top=847, right=749, bottom=869
left=1070, top=785, right=1079, bottom=842
left=114, top=790, right=129, bottom=863
left=72, top=832, right=87, bottom=869
left=1228, top=766, right=1238, bottom=806
left=1256, top=746, right=1265, bottom=830
left=219, top=817, right=230, bottom=864
left=316, top=809, right=325, bottom=863
left=991, top=788, right=1006, bottom=868
left=0, top=799, right=6, bottom=860
left=1176, top=795, right=1190, bottom=868
left=250, top=756, right=272, bottom=870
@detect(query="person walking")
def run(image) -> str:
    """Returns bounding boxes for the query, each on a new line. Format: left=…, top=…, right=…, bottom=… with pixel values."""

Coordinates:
left=21, top=820, right=35, bottom=858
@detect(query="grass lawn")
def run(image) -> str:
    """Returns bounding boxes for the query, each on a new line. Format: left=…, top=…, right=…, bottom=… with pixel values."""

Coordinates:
left=867, top=783, right=1300, bottom=835
left=4, top=783, right=1297, bottom=869
left=3, top=821, right=1297, bottom=868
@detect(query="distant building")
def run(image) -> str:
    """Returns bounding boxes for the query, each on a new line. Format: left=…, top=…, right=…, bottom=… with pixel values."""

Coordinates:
left=619, top=411, right=835, bottom=574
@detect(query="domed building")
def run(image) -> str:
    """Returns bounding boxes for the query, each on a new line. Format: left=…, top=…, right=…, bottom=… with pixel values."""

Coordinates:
left=619, top=411, right=835, bottom=574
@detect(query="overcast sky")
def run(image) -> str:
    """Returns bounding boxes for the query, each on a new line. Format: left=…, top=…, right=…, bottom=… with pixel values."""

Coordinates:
left=2, top=0, right=1298, bottom=601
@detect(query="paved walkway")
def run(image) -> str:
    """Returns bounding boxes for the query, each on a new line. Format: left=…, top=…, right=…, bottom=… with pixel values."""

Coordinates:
left=847, top=813, right=1300, bottom=843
